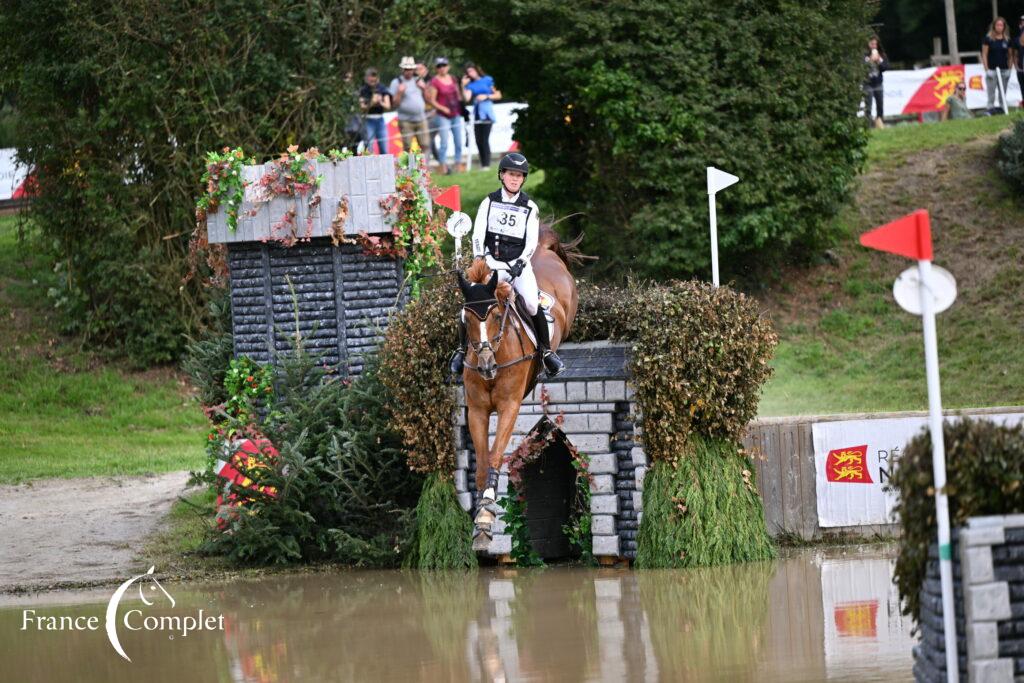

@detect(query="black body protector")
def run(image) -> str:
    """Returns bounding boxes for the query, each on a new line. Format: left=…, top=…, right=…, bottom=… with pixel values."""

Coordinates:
left=483, top=188, right=532, bottom=262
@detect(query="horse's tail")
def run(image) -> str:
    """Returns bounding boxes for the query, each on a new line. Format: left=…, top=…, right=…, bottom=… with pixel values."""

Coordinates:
left=538, top=225, right=592, bottom=270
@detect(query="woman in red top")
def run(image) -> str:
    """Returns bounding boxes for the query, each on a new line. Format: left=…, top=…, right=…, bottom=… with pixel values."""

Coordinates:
left=426, top=57, right=465, bottom=174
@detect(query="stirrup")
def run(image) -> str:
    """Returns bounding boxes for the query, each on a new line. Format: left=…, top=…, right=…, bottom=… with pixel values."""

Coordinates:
left=542, top=350, right=565, bottom=377
left=447, top=348, right=465, bottom=379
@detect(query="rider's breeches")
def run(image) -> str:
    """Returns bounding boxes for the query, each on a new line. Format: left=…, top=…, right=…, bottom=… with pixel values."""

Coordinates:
left=498, top=265, right=538, bottom=316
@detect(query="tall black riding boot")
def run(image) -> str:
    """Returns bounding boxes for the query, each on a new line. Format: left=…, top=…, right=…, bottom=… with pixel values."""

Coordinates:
left=448, top=319, right=467, bottom=378
left=532, top=309, right=564, bottom=377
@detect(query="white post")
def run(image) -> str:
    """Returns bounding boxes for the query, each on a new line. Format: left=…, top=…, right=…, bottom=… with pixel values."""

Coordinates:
left=708, top=193, right=720, bottom=288
left=996, top=67, right=1009, bottom=114
left=917, top=259, right=958, bottom=683
left=466, top=109, right=475, bottom=173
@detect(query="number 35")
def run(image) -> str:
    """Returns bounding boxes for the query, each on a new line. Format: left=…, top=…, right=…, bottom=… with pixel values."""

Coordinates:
left=498, top=213, right=517, bottom=227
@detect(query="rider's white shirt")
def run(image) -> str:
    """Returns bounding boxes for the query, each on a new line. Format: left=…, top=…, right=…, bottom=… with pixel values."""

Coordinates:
left=471, top=190, right=540, bottom=272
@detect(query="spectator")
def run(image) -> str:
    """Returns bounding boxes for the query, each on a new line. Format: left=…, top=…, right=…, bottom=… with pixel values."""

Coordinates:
left=359, top=67, right=391, bottom=154
left=942, top=81, right=972, bottom=121
left=1016, top=16, right=1024, bottom=106
left=863, top=37, right=888, bottom=129
left=389, top=56, right=431, bottom=161
left=426, top=57, right=464, bottom=174
left=415, top=62, right=440, bottom=163
left=982, top=17, right=1013, bottom=114
left=462, top=63, right=502, bottom=169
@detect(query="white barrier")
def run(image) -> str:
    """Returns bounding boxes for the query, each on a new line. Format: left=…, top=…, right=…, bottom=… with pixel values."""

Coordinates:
left=0, top=148, right=30, bottom=202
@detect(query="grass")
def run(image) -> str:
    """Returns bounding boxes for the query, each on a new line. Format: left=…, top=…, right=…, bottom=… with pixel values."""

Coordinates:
left=0, top=215, right=206, bottom=483
left=866, top=112, right=1023, bottom=167
left=758, top=114, right=1024, bottom=416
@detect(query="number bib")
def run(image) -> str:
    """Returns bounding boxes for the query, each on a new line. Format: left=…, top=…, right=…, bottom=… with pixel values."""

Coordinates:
left=487, top=202, right=530, bottom=238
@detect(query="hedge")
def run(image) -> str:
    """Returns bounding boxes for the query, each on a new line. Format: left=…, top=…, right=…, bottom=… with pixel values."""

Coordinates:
left=888, top=418, right=1024, bottom=623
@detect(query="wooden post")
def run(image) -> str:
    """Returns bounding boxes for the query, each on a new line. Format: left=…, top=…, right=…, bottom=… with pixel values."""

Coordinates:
left=945, top=0, right=961, bottom=64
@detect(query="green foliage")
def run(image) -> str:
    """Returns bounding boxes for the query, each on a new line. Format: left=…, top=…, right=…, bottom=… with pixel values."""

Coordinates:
left=504, top=481, right=544, bottom=567
left=197, top=347, right=424, bottom=566
left=378, top=279, right=460, bottom=473
left=997, top=118, right=1024, bottom=193
left=889, top=419, right=1024, bottom=624
left=574, top=279, right=777, bottom=455
left=562, top=451, right=594, bottom=564
left=454, top=0, right=871, bottom=281
left=405, top=472, right=478, bottom=570
left=0, top=0, right=437, bottom=363
left=635, top=436, right=775, bottom=568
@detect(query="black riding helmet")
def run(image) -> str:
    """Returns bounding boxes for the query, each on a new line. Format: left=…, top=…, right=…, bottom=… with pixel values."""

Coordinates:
left=498, top=152, right=529, bottom=180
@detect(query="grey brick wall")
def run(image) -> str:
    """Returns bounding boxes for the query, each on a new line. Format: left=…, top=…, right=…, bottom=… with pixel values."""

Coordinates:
left=227, top=238, right=406, bottom=374
left=915, top=515, right=1024, bottom=682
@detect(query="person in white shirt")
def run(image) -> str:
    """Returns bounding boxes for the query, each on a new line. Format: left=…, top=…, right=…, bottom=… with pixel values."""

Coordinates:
left=449, top=153, right=564, bottom=377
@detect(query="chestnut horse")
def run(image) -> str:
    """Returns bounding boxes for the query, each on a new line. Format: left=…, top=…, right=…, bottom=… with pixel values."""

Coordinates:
left=456, top=227, right=579, bottom=549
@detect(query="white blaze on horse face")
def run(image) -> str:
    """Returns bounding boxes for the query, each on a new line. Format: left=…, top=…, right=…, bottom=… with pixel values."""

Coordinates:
left=479, top=321, right=488, bottom=347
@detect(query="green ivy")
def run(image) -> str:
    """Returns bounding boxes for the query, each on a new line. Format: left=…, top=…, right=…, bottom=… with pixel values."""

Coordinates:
left=563, top=451, right=594, bottom=564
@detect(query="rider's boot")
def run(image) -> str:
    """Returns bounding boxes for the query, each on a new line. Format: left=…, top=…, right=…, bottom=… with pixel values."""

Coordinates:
left=532, top=309, right=564, bottom=377
left=448, top=319, right=467, bottom=379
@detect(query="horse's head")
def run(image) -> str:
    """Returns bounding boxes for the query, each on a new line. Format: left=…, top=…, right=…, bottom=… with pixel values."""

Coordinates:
left=459, top=261, right=512, bottom=381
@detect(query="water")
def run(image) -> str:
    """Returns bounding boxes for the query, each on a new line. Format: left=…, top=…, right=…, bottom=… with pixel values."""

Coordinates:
left=0, top=546, right=915, bottom=682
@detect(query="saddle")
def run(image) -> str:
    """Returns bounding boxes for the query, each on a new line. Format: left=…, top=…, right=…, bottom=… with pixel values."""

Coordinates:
left=510, top=289, right=556, bottom=347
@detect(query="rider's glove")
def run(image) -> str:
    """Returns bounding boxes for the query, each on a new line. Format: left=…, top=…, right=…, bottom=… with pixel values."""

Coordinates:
left=509, top=259, right=525, bottom=279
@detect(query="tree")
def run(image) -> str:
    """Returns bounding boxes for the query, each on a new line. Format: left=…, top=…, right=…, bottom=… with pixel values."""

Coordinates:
left=454, top=0, right=874, bottom=281
left=0, top=0, right=441, bottom=363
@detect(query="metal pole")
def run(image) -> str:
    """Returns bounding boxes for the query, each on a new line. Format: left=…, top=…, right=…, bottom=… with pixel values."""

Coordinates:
left=708, top=193, right=720, bottom=288
left=992, top=0, right=999, bottom=21
left=945, top=0, right=961, bottom=64
left=917, top=258, right=959, bottom=683
left=997, top=67, right=1009, bottom=114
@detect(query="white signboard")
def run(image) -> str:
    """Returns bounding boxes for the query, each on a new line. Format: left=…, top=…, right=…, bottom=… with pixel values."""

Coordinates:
left=873, top=64, right=1021, bottom=117
left=813, top=412, right=1024, bottom=527
left=0, top=148, right=29, bottom=201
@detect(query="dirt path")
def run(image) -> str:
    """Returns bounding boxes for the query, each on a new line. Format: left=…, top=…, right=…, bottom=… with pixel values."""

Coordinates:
left=0, top=471, right=194, bottom=592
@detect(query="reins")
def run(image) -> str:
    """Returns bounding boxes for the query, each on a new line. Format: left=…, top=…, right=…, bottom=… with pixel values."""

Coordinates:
left=462, top=296, right=538, bottom=375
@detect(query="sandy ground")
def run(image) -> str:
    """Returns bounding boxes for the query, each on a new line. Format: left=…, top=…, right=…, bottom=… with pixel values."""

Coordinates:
left=0, top=471, right=194, bottom=592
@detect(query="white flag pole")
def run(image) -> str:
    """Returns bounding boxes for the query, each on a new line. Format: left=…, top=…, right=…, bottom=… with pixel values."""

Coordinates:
left=708, top=192, right=720, bottom=288
left=706, top=167, right=739, bottom=289
left=917, top=258, right=958, bottom=683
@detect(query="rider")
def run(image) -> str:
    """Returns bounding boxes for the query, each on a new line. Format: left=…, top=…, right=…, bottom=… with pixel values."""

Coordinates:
left=449, top=152, right=565, bottom=378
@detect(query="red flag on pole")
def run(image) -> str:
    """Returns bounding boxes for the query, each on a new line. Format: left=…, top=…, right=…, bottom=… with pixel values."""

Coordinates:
left=434, top=185, right=461, bottom=212
left=860, top=209, right=933, bottom=261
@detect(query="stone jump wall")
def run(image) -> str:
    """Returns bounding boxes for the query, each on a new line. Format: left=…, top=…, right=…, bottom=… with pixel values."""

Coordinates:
left=915, top=515, right=1024, bottom=682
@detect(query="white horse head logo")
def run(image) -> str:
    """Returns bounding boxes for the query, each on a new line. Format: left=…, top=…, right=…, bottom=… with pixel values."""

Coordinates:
left=104, top=566, right=175, bottom=662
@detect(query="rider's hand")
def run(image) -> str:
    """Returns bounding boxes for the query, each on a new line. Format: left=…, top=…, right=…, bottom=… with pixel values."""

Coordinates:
left=509, top=259, right=525, bottom=279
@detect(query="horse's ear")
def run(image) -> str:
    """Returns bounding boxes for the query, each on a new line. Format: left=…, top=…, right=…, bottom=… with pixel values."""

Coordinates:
left=457, top=270, right=471, bottom=298
left=486, top=270, right=499, bottom=292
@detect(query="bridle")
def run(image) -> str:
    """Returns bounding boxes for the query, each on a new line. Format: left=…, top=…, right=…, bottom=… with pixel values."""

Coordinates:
left=462, top=295, right=537, bottom=376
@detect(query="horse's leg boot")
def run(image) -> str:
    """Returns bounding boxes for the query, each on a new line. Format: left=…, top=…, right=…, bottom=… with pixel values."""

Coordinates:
left=472, top=467, right=501, bottom=551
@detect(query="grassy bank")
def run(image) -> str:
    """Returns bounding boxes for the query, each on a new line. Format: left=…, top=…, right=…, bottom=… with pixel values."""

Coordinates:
left=758, top=114, right=1024, bottom=415
left=0, top=216, right=206, bottom=483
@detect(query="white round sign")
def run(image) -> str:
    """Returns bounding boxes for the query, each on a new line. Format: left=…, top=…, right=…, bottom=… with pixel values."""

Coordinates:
left=446, top=211, right=472, bottom=238
left=893, top=265, right=957, bottom=315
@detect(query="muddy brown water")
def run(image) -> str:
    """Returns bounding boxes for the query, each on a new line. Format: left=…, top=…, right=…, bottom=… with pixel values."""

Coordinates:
left=0, top=546, right=914, bottom=682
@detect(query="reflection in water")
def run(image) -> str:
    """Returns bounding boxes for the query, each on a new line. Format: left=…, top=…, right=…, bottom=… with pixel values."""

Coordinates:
left=0, top=546, right=913, bottom=683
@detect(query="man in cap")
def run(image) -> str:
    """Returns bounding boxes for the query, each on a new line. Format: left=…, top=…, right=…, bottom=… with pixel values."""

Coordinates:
left=389, top=56, right=432, bottom=160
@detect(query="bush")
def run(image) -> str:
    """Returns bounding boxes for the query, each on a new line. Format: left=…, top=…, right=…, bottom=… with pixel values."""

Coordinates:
left=404, top=472, right=478, bottom=570
left=576, top=279, right=777, bottom=455
left=181, top=291, right=233, bottom=408
left=997, top=118, right=1024, bottom=193
left=0, top=1, right=435, bottom=364
left=635, top=436, right=775, bottom=568
left=378, top=279, right=461, bottom=474
left=453, top=0, right=872, bottom=281
left=198, top=347, right=424, bottom=566
left=888, top=419, right=1024, bottom=623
